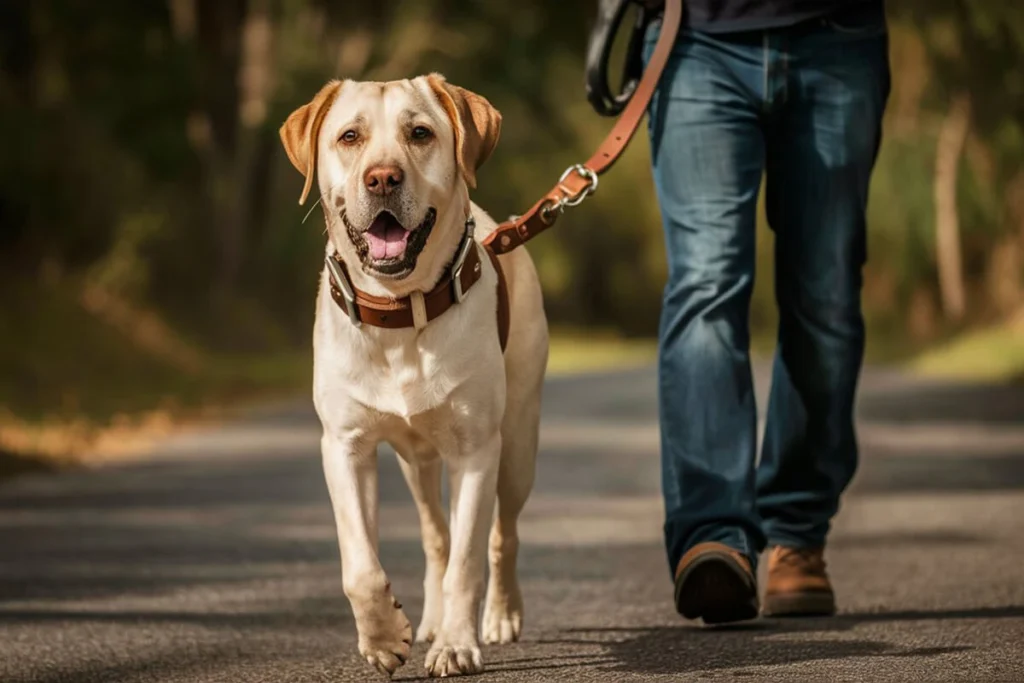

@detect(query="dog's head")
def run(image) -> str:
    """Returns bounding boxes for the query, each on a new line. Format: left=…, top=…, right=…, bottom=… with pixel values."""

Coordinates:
left=280, top=75, right=501, bottom=284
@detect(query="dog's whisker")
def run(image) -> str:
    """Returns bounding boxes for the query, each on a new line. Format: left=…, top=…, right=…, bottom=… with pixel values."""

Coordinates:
left=302, top=194, right=325, bottom=225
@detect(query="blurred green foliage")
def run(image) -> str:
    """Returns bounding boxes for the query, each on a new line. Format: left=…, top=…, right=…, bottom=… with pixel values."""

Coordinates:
left=1, top=0, right=1022, bottom=422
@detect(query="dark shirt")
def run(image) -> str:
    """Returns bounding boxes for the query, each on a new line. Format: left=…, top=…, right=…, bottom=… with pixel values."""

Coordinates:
left=684, top=0, right=885, bottom=33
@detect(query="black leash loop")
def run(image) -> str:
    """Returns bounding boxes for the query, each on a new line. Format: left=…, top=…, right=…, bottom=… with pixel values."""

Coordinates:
left=585, top=0, right=660, bottom=117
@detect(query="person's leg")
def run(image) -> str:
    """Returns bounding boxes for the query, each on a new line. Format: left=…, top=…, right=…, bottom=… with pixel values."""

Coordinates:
left=757, top=10, right=890, bottom=612
left=646, top=28, right=768, bottom=588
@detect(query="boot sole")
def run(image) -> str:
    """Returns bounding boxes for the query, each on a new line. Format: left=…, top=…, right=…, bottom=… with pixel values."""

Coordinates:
left=763, top=591, right=836, bottom=617
left=674, top=551, right=759, bottom=624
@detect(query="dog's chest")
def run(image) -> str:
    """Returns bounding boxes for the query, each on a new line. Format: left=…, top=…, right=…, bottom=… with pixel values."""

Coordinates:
left=314, top=284, right=501, bottom=427
left=373, top=343, right=458, bottom=416
left=317, top=331, right=462, bottom=420
left=379, top=411, right=459, bottom=463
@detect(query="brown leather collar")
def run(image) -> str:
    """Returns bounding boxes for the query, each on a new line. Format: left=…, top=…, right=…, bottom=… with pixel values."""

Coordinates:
left=325, top=219, right=510, bottom=350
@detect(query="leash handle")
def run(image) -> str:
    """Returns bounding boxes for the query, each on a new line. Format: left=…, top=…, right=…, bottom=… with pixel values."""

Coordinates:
left=483, top=0, right=682, bottom=256
left=586, top=0, right=655, bottom=117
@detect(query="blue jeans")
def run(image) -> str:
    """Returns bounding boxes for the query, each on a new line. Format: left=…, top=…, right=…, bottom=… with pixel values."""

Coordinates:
left=644, top=9, right=890, bottom=573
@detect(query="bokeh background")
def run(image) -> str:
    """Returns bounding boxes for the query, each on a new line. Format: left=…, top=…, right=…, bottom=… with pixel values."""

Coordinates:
left=1, top=0, right=1022, bottom=463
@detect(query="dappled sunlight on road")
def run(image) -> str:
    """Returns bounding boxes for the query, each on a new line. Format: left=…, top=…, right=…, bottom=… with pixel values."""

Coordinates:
left=0, top=368, right=1022, bottom=682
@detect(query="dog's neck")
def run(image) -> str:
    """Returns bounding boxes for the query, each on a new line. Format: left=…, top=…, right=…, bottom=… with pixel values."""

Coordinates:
left=327, top=194, right=472, bottom=301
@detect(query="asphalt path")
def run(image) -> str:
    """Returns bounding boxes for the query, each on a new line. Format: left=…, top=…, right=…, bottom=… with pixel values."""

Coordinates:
left=1, top=365, right=1023, bottom=682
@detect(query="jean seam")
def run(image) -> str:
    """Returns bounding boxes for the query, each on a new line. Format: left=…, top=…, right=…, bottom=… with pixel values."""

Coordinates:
left=761, top=32, right=769, bottom=113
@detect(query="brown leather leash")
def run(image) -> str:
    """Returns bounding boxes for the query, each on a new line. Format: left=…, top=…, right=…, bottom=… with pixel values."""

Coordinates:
left=482, top=0, right=682, bottom=256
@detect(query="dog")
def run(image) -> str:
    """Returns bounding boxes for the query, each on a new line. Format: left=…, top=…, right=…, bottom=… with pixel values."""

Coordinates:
left=278, top=74, right=548, bottom=677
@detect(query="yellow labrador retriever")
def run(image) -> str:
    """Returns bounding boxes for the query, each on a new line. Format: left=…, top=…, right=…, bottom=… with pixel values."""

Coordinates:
left=279, top=74, right=547, bottom=677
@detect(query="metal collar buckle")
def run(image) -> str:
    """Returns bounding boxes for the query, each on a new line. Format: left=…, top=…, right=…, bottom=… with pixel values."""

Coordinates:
left=324, top=254, right=361, bottom=328
left=451, top=216, right=476, bottom=304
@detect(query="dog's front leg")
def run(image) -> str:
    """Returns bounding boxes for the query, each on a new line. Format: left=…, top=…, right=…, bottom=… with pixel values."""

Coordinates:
left=425, top=432, right=501, bottom=677
left=322, top=433, right=412, bottom=677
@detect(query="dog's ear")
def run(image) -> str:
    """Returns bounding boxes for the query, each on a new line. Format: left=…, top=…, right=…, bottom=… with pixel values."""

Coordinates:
left=427, top=73, right=502, bottom=189
left=279, top=80, right=343, bottom=205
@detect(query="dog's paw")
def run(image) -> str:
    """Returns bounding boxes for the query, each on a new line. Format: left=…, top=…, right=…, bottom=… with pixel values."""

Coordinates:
left=415, top=586, right=444, bottom=643
left=482, top=607, right=522, bottom=645
left=482, top=585, right=523, bottom=644
left=356, top=596, right=413, bottom=677
left=416, top=616, right=441, bottom=643
left=425, top=639, right=483, bottom=677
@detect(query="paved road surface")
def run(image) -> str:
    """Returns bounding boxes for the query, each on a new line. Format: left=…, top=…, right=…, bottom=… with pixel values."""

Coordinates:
left=1, top=366, right=1023, bottom=682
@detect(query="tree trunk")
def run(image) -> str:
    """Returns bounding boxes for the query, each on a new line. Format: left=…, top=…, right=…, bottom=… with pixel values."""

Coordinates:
left=933, top=93, right=971, bottom=322
left=989, top=170, right=1024, bottom=317
left=189, top=0, right=278, bottom=305
left=239, top=2, right=277, bottom=255
left=194, top=0, right=247, bottom=297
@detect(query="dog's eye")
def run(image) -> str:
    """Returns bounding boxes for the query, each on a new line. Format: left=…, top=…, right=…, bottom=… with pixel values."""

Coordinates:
left=410, top=126, right=433, bottom=141
left=340, top=130, right=359, bottom=144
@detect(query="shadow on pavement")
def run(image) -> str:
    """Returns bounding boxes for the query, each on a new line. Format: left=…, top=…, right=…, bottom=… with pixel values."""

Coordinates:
left=857, top=381, right=1024, bottom=426
left=773, top=606, right=1024, bottom=629
left=849, top=450, right=1024, bottom=493
left=828, top=529, right=988, bottom=548
left=7, top=645, right=357, bottom=683
left=564, top=604, right=1024, bottom=635
left=555, top=606, right=1024, bottom=675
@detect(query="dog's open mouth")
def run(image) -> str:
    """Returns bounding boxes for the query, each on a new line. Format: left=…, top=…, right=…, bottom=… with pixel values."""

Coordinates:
left=344, top=208, right=437, bottom=278
left=365, top=211, right=411, bottom=260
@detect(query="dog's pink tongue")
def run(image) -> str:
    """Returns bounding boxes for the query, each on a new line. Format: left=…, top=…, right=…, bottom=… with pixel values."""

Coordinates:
left=365, top=213, right=409, bottom=260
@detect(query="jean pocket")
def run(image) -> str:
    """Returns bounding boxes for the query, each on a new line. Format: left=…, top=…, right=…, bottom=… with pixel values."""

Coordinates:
left=822, top=6, right=887, bottom=37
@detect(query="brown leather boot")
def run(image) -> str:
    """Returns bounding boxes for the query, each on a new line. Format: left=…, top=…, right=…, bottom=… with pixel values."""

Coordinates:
left=674, top=542, right=759, bottom=624
left=763, top=546, right=836, bottom=617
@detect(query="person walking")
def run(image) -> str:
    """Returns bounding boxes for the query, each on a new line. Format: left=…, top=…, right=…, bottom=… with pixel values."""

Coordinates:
left=642, top=0, right=890, bottom=622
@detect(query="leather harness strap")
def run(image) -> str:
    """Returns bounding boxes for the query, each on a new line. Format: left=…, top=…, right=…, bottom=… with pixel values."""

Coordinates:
left=326, top=220, right=510, bottom=351
left=482, top=0, right=682, bottom=256
left=486, top=248, right=511, bottom=351
left=324, top=0, right=681, bottom=350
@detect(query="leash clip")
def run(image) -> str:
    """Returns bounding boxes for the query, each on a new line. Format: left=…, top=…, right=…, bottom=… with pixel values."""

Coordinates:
left=541, top=164, right=599, bottom=224
left=559, top=164, right=599, bottom=206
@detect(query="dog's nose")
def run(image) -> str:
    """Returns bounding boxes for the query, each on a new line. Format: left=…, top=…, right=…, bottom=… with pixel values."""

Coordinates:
left=363, top=165, right=404, bottom=196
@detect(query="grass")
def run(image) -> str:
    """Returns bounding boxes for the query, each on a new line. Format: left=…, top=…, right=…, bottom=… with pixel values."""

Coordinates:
left=0, top=276, right=312, bottom=472
left=908, top=318, right=1024, bottom=382
left=548, top=316, right=1024, bottom=384
left=0, top=348, right=311, bottom=473
left=0, top=279, right=313, bottom=422
left=546, top=329, right=657, bottom=376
